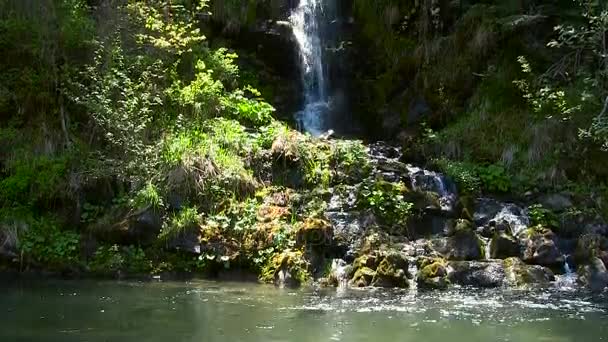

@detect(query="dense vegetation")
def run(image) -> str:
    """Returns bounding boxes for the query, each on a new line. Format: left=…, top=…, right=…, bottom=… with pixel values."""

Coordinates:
left=352, top=0, right=608, bottom=211
left=1, top=0, right=607, bottom=290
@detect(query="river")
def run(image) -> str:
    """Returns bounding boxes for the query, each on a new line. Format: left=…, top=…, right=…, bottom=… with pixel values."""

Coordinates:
left=1, top=279, right=607, bottom=341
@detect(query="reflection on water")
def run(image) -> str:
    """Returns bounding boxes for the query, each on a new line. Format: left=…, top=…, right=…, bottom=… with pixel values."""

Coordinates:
left=1, top=279, right=607, bottom=342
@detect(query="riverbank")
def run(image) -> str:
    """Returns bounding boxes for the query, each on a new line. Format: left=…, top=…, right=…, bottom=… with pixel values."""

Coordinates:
left=2, top=134, right=607, bottom=293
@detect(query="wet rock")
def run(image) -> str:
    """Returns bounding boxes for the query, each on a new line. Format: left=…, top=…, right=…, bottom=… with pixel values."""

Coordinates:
left=447, top=261, right=505, bottom=288
left=490, top=232, right=521, bottom=259
left=503, top=257, right=555, bottom=287
left=350, top=267, right=376, bottom=287
left=371, top=253, right=410, bottom=288
left=474, top=198, right=529, bottom=236
left=128, top=209, right=162, bottom=246
left=409, top=215, right=455, bottom=238
left=521, top=228, right=564, bottom=267
left=574, top=234, right=608, bottom=264
left=416, top=257, right=449, bottom=290
left=445, top=220, right=484, bottom=261
left=577, top=257, right=608, bottom=292
left=406, top=166, right=458, bottom=214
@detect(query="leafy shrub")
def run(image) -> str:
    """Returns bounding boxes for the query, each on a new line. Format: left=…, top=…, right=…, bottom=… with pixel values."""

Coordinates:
left=432, top=158, right=481, bottom=195
left=159, top=206, right=200, bottom=241
left=19, top=219, right=80, bottom=269
left=528, top=204, right=559, bottom=228
left=330, top=140, right=371, bottom=182
left=89, top=245, right=151, bottom=275
left=131, top=182, right=164, bottom=211
left=477, top=163, right=511, bottom=193
left=0, top=155, right=68, bottom=207
left=357, top=179, right=413, bottom=227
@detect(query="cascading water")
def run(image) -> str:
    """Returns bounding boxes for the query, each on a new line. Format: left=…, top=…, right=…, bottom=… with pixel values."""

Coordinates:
left=290, top=0, right=333, bottom=135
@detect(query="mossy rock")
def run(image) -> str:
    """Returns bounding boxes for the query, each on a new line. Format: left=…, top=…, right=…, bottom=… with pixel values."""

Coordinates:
left=490, top=232, right=521, bottom=259
left=371, top=253, right=410, bottom=288
left=295, top=218, right=333, bottom=247
left=353, top=254, right=379, bottom=270
left=350, top=267, right=376, bottom=287
left=521, top=227, right=563, bottom=267
left=503, top=257, right=555, bottom=287
left=416, top=257, right=449, bottom=290
left=261, top=249, right=309, bottom=288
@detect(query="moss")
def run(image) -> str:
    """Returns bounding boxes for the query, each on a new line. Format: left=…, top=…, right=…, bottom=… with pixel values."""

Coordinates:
left=295, top=218, right=332, bottom=247
left=353, top=254, right=379, bottom=270
left=371, top=253, right=410, bottom=288
left=417, top=257, right=449, bottom=290
left=260, top=249, right=309, bottom=286
left=350, top=266, right=376, bottom=287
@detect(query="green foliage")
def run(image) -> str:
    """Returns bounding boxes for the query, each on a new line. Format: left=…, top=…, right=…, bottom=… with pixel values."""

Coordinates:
left=19, top=219, right=80, bottom=269
left=160, top=206, right=200, bottom=241
left=0, top=155, right=68, bottom=207
left=132, top=182, right=164, bottom=211
left=477, top=164, right=511, bottom=193
left=357, top=179, right=413, bottom=228
left=432, top=159, right=481, bottom=195
left=89, top=245, right=151, bottom=275
left=528, top=204, right=559, bottom=228
left=330, top=140, right=371, bottom=182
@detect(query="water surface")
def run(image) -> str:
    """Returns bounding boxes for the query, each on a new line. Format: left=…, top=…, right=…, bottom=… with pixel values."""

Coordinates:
left=1, top=279, right=607, bottom=341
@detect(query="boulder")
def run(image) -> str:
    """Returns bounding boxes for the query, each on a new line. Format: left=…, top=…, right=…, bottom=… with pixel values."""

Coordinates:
left=521, top=228, right=564, bottom=267
left=445, top=220, right=484, bottom=260
left=128, top=209, right=163, bottom=246
left=416, top=257, right=449, bottom=290
left=352, top=254, right=379, bottom=270
left=503, top=257, right=555, bottom=287
left=490, top=232, right=521, bottom=259
left=577, top=257, right=608, bottom=293
left=350, top=267, right=376, bottom=287
left=447, top=261, right=505, bottom=288
left=264, top=250, right=309, bottom=288
left=371, top=253, right=410, bottom=288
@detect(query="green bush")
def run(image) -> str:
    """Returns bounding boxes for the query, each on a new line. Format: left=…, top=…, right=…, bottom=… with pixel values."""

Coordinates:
left=477, top=163, right=511, bottom=193
left=89, top=245, right=151, bottom=275
left=19, top=219, right=80, bottom=269
left=432, top=158, right=481, bottom=195
left=357, top=179, right=413, bottom=228
left=528, top=204, right=558, bottom=228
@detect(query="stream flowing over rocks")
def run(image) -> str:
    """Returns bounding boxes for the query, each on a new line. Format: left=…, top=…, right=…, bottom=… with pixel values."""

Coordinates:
left=290, top=140, right=608, bottom=293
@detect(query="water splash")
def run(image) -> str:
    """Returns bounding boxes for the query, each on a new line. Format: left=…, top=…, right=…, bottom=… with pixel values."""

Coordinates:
left=290, top=0, right=332, bottom=135
left=555, top=255, right=577, bottom=291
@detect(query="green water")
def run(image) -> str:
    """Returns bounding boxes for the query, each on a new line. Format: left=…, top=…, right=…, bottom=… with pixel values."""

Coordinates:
left=1, top=279, right=607, bottom=341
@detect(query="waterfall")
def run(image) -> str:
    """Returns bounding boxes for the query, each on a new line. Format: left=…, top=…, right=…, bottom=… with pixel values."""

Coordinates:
left=290, top=0, right=332, bottom=135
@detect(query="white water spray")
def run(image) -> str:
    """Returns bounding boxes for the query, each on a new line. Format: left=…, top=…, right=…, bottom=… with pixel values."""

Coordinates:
left=290, top=0, right=332, bottom=135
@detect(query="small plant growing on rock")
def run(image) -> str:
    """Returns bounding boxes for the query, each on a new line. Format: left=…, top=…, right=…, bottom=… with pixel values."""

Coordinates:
left=528, top=204, right=558, bottom=228
left=357, top=179, right=414, bottom=229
